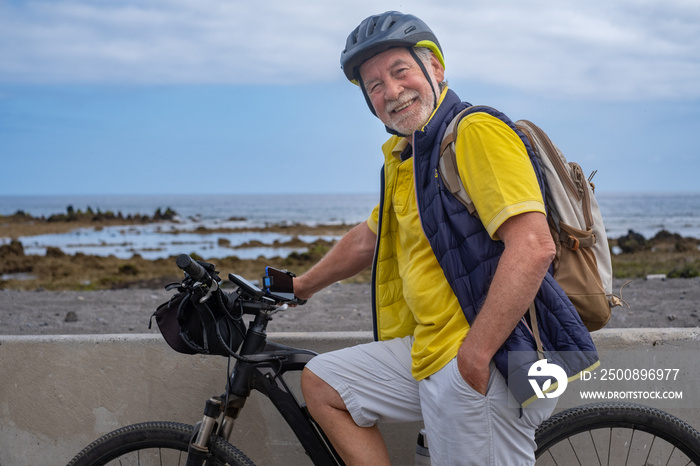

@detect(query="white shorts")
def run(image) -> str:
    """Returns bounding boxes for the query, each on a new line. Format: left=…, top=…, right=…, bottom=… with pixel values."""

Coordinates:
left=305, top=335, right=557, bottom=466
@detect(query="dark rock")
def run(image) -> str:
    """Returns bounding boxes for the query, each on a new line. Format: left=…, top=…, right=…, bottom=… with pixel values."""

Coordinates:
left=617, top=230, right=649, bottom=254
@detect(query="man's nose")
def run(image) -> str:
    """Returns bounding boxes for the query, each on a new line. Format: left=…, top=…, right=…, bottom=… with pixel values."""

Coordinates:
left=385, top=79, right=404, bottom=101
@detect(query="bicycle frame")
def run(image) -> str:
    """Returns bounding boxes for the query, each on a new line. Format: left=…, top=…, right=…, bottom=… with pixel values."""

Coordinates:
left=188, top=302, right=344, bottom=466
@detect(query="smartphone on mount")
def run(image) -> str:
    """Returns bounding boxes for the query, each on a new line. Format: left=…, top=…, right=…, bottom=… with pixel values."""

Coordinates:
left=262, top=266, right=296, bottom=302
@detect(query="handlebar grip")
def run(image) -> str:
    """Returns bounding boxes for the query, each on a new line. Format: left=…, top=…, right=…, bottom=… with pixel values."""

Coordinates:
left=176, top=254, right=209, bottom=282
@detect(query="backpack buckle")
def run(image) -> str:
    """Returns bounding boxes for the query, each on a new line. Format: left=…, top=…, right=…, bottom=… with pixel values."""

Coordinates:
left=566, top=235, right=580, bottom=251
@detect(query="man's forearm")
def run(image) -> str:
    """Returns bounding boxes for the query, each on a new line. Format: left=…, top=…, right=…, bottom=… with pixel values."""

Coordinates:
left=294, top=221, right=376, bottom=300
left=461, top=237, right=552, bottom=365
left=457, top=212, right=555, bottom=393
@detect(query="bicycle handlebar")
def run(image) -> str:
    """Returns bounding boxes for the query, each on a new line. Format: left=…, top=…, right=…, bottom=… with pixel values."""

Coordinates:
left=176, top=254, right=210, bottom=283
left=175, top=254, right=305, bottom=307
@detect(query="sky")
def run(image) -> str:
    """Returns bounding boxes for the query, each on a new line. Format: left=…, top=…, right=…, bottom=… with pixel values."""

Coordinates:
left=1, top=0, right=699, bottom=196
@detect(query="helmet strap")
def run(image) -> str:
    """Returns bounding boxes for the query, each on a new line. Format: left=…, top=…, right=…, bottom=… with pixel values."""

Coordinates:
left=408, top=47, right=438, bottom=111
left=357, top=75, right=378, bottom=117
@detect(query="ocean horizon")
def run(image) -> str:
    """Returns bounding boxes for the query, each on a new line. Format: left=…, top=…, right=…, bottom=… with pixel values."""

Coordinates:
left=0, top=193, right=378, bottom=226
left=2, top=192, right=699, bottom=260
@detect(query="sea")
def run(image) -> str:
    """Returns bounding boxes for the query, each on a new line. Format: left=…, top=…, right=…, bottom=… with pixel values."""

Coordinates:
left=1, top=192, right=699, bottom=261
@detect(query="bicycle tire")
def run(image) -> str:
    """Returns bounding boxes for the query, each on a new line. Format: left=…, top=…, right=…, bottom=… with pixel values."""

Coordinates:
left=535, top=402, right=700, bottom=465
left=67, top=421, right=255, bottom=466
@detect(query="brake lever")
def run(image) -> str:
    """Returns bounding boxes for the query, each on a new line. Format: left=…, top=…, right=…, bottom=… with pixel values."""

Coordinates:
left=267, top=303, right=288, bottom=316
left=164, top=282, right=181, bottom=291
left=198, top=279, right=219, bottom=303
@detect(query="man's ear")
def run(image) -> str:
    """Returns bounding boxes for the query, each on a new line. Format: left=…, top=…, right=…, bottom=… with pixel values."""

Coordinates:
left=429, top=53, right=445, bottom=83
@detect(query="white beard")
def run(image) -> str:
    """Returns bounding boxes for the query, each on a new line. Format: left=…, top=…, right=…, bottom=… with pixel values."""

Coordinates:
left=384, top=91, right=435, bottom=135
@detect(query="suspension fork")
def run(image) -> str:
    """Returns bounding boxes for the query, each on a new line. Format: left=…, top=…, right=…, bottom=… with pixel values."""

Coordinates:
left=186, top=396, right=223, bottom=466
left=186, top=394, right=247, bottom=466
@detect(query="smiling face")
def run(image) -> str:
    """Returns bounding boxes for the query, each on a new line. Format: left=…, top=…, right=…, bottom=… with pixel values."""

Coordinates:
left=359, top=47, right=444, bottom=136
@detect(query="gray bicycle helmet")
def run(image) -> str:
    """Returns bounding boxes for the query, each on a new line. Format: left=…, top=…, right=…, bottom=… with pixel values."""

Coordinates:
left=341, top=11, right=445, bottom=84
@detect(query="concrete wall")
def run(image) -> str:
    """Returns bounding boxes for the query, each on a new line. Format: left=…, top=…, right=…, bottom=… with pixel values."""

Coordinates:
left=2, top=329, right=699, bottom=466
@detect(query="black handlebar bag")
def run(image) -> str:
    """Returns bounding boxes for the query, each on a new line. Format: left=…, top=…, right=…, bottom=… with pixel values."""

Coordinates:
left=151, top=288, right=246, bottom=356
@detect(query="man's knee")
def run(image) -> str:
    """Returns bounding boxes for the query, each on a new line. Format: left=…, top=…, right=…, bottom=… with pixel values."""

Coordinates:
left=300, top=366, right=322, bottom=400
left=301, top=367, right=346, bottom=413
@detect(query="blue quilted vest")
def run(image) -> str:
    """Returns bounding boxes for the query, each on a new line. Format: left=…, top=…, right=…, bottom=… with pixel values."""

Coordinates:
left=382, top=88, right=599, bottom=405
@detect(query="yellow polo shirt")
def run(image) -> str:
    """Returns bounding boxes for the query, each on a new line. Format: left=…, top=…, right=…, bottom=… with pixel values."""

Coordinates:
left=367, top=110, right=545, bottom=381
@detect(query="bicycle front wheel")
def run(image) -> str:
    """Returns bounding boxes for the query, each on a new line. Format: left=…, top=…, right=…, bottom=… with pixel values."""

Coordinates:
left=68, top=421, right=255, bottom=466
left=535, top=402, right=700, bottom=465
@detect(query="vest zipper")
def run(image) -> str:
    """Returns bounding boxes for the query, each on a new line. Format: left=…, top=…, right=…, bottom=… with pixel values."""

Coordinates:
left=412, top=133, right=431, bottom=242
left=370, top=165, right=385, bottom=342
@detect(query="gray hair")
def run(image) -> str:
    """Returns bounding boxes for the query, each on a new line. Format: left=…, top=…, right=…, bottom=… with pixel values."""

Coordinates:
left=413, top=47, right=448, bottom=91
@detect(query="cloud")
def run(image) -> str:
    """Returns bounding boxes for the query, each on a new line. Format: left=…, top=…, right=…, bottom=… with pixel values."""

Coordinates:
left=431, top=1, right=700, bottom=100
left=0, top=0, right=350, bottom=84
left=1, top=0, right=698, bottom=100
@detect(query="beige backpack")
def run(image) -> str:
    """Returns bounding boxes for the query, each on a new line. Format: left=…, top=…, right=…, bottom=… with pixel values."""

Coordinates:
left=439, top=107, right=621, bottom=331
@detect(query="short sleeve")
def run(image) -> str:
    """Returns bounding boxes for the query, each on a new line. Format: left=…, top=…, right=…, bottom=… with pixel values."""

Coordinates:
left=366, top=203, right=380, bottom=234
left=454, top=112, right=545, bottom=239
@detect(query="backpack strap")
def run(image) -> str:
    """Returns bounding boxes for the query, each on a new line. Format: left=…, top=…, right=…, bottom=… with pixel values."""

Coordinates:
left=440, top=104, right=538, bottom=218
left=528, top=303, right=546, bottom=359
left=439, top=106, right=479, bottom=217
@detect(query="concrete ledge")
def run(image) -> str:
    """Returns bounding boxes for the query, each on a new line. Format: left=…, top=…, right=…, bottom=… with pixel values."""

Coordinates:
left=2, top=329, right=699, bottom=465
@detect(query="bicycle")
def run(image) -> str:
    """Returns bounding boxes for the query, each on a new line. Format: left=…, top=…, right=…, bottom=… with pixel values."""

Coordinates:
left=68, top=255, right=700, bottom=465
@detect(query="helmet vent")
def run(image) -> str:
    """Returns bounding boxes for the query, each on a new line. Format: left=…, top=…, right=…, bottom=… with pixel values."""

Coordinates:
left=368, top=19, right=376, bottom=35
left=404, top=25, right=416, bottom=34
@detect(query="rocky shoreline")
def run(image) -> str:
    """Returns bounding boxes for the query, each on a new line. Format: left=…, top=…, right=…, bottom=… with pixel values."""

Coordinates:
left=2, top=209, right=700, bottom=336
left=2, top=209, right=699, bottom=290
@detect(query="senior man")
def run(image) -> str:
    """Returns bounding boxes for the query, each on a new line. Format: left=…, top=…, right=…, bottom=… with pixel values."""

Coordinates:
left=293, top=11, right=598, bottom=465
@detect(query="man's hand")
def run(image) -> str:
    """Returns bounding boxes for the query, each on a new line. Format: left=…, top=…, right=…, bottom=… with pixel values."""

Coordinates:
left=457, top=344, right=490, bottom=395
left=293, top=276, right=313, bottom=302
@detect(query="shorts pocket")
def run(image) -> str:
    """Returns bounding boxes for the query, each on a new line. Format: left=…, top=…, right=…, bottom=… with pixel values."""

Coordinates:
left=450, top=359, right=488, bottom=400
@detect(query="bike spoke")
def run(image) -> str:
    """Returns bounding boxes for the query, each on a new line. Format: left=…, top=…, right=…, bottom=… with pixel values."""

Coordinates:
left=566, top=436, right=583, bottom=466
left=588, top=430, right=603, bottom=466
left=623, top=428, right=635, bottom=466
left=664, top=446, right=675, bottom=466
left=644, top=434, right=657, bottom=465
